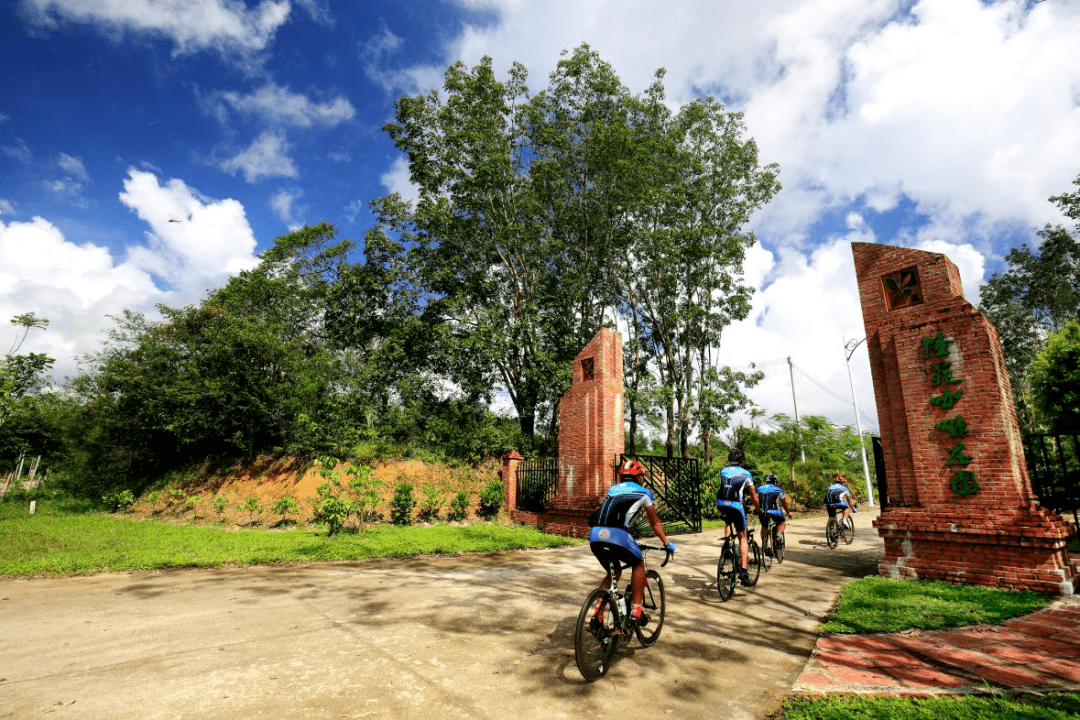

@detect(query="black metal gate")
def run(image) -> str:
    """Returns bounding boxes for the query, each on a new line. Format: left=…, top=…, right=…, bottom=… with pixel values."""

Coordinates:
left=1023, top=433, right=1080, bottom=534
left=516, top=457, right=558, bottom=512
left=620, top=454, right=702, bottom=533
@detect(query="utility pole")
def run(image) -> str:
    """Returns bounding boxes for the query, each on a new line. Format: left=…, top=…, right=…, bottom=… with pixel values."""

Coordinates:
left=845, top=338, right=875, bottom=506
left=787, top=357, right=805, bottom=463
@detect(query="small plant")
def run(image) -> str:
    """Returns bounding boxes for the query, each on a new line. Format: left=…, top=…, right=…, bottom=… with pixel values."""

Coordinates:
left=239, top=496, right=262, bottom=525
left=102, top=489, right=135, bottom=512
left=186, top=494, right=201, bottom=520
left=391, top=481, right=416, bottom=526
left=272, top=496, right=299, bottom=525
left=168, top=487, right=185, bottom=505
left=448, top=490, right=469, bottom=522
left=310, top=482, right=353, bottom=536
left=417, top=484, right=446, bottom=523
left=478, top=480, right=504, bottom=520
left=212, top=495, right=228, bottom=517
left=346, top=465, right=382, bottom=530
left=146, top=490, right=162, bottom=513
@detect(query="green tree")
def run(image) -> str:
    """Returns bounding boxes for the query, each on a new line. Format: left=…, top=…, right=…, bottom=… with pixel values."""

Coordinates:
left=1028, top=320, right=1080, bottom=433
left=1, top=313, right=54, bottom=432
left=980, top=174, right=1080, bottom=426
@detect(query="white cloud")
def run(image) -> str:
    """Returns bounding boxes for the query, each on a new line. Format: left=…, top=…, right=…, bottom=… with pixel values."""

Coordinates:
left=57, top=152, right=88, bottom=181
left=0, top=215, right=162, bottom=381
left=219, top=131, right=298, bottom=183
left=379, top=155, right=418, bottom=205
left=2, top=138, right=32, bottom=165
left=22, top=0, right=291, bottom=60
left=213, top=82, right=356, bottom=128
left=119, top=168, right=260, bottom=286
left=0, top=200, right=15, bottom=215
left=270, top=186, right=306, bottom=230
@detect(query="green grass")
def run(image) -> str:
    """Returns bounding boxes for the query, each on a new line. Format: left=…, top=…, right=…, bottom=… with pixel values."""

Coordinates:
left=822, top=576, right=1049, bottom=634
left=779, top=693, right=1080, bottom=720
left=0, top=500, right=580, bottom=577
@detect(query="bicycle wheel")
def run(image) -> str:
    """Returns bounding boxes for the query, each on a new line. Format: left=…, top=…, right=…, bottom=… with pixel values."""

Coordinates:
left=717, top=541, right=737, bottom=601
left=825, top=517, right=839, bottom=548
left=841, top=516, right=855, bottom=544
left=635, top=569, right=666, bottom=647
left=760, top=526, right=773, bottom=571
left=774, top=530, right=785, bottom=564
left=574, top=588, right=619, bottom=681
left=746, top=539, right=762, bottom=587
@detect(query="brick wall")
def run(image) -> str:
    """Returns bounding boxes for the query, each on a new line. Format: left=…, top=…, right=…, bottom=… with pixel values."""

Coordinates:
left=853, top=242, right=1078, bottom=595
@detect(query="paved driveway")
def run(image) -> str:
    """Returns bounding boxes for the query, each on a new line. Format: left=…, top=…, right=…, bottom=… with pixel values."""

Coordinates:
left=0, top=509, right=883, bottom=719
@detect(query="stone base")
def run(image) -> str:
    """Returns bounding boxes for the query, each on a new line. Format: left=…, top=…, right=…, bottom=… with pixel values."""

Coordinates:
left=510, top=497, right=602, bottom=539
left=875, top=506, right=1080, bottom=595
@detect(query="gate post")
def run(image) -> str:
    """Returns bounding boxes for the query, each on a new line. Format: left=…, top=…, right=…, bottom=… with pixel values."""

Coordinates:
left=502, top=451, right=523, bottom=512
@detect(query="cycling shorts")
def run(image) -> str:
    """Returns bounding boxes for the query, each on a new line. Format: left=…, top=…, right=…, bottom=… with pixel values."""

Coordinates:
left=762, top=509, right=786, bottom=527
left=589, top=526, right=643, bottom=572
left=716, top=499, right=747, bottom=533
left=826, top=502, right=849, bottom=517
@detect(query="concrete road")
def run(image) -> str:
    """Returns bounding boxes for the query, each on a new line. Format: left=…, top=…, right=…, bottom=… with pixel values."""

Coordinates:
left=0, top=508, right=883, bottom=720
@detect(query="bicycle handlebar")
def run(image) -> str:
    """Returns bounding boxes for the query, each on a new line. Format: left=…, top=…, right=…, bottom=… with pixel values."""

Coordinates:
left=640, top=544, right=672, bottom=568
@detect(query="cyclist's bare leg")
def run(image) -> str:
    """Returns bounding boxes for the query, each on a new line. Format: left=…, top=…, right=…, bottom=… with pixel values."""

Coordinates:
left=737, top=529, right=749, bottom=569
left=629, top=563, right=646, bottom=608
left=595, top=569, right=622, bottom=621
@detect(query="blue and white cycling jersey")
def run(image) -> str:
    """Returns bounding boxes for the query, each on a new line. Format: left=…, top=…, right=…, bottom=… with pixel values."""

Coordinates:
left=757, top=482, right=786, bottom=520
left=825, top=483, right=851, bottom=508
left=592, top=481, right=654, bottom=530
left=717, top=465, right=753, bottom=502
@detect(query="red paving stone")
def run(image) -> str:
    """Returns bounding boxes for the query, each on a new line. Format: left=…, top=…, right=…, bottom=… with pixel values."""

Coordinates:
left=796, top=600, right=1080, bottom=695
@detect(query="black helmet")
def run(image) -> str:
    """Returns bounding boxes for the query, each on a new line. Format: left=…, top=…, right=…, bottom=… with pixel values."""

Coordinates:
left=727, top=448, right=745, bottom=465
left=764, top=473, right=778, bottom=485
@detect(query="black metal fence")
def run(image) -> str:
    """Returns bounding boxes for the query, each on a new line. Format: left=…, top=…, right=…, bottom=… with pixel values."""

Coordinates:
left=1023, top=433, right=1080, bottom=533
left=620, top=454, right=703, bottom=533
left=516, top=457, right=558, bottom=512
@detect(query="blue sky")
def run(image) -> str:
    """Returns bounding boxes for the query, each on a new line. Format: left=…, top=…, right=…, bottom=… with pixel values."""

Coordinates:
left=3, top=0, right=1080, bottom=437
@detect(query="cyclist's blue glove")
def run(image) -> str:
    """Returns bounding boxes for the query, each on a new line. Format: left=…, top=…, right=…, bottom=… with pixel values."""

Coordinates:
left=666, top=541, right=676, bottom=554
left=853, top=507, right=859, bottom=513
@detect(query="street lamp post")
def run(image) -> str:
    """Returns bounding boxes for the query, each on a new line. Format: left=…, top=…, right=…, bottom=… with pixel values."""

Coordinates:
left=845, top=337, right=875, bottom=507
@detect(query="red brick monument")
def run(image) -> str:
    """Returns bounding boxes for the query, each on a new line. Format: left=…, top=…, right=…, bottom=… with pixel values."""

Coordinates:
left=853, top=242, right=1078, bottom=594
left=505, top=328, right=624, bottom=537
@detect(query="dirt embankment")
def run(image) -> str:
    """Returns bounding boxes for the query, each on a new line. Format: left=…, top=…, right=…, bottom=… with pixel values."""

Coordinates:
left=128, top=456, right=501, bottom=528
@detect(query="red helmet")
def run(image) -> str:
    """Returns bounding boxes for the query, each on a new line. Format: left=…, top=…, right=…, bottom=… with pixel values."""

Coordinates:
left=621, top=460, right=647, bottom=479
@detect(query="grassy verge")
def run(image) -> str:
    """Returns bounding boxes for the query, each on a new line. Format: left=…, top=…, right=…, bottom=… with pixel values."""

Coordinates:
left=778, top=692, right=1080, bottom=720
left=822, top=575, right=1049, bottom=634
left=0, top=500, right=580, bottom=577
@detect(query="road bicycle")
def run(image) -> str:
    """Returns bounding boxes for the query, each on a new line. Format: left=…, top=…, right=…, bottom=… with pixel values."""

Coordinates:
left=758, top=514, right=785, bottom=569
left=573, top=543, right=671, bottom=681
left=825, top=508, right=855, bottom=548
left=716, top=526, right=762, bottom=601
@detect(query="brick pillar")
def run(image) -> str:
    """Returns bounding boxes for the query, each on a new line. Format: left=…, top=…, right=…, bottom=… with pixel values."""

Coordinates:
left=853, top=242, right=1077, bottom=595
left=556, top=328, right=624, bottom=513
left=502, top=451, right=523, bottom=512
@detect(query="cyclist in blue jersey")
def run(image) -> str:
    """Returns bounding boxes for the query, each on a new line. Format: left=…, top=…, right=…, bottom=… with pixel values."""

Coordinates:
left=715, top=449, right=761, bottom=586
left=824, top=475, right=858, bottom=529
left=589, top=460, right=676, bottom=625
left=756, top=473, right=792, bottom=544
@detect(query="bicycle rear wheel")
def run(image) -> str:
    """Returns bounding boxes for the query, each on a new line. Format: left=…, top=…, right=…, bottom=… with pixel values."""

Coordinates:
left=825, top=517, right=839, bottom=548
left=841, top=516, right=855, bottom=544
left=574, top=588, right=619, bottom=681
left=635, top=569, right=666, bottom=647
left=760, top=525, right=773, bottom=571
left=774, top=530, right=785, bottom=564
left=746, top=539, right=762, bottom=587
left=717, top=541, right=737, bottom=601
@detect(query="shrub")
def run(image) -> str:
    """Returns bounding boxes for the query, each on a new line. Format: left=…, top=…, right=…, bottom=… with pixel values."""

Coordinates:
left=478, top=480, right=504, bottom=519
left=417, top=484, right=446, bottom=523
left=345, top=464, right=381, bottom=529
left=272, top=496, right=299, bottom=525
left=147, top=490, right=162, bottom=512
left=239, top=496, right=262, bottom=525
left=391, top=481, right=416, bottom=526
left=186, top=494, right=201, bottom=520
left=448, top=490, right=469, bottom=521
left=102, top=489, right=135, bottom=512
left=310, top=481, right=353, bottom=536
left=212, top=495, right=228, bottom=516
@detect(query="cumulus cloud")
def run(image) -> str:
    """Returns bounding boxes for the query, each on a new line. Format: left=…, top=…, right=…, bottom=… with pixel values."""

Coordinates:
left=0, top=216, right=162, bottom=381
left=218, top=130, right=298, bottom=183
left=21, top=0, right=291, bottom=61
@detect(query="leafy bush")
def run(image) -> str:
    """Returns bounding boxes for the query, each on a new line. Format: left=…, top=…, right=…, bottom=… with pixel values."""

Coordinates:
left=102, top=488, right=135, bottom=512
left=448, top=490, right=469, bottom=521
left=391, top=481, right=416, bottom=526
left=417, top=484, right=446, bottom=522
left=212, top=495, right=227, bottom=516
left=345, top=464, right=381, bottom=529
left=239, top=496, right=262, bottom=525
left=477, top=480, right=504, bottom=519
left=310, top=481, right=353, bottom=536
left=272, top=496, right=299, bottom=524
